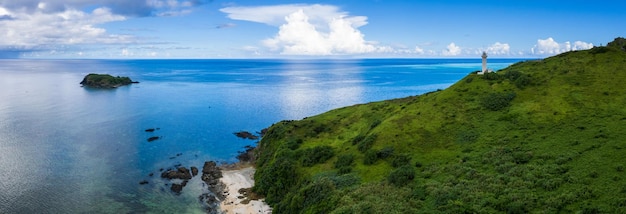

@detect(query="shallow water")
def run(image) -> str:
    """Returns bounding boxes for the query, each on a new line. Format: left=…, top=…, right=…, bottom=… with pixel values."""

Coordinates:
left=0, top=58, right=522, bottom=213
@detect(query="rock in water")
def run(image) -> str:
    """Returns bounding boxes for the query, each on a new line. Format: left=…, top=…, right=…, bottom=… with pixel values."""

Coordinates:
left=234, top=131, right=259, bottom=140
left=191, top=166, right=199, bottom=177
left=80, top=73, right=138, bottom=88
left=170, top=183, right=184, bottom=193
left=201, top=161, right=222, bottom=186
left=161, top=167, right=193, bottom=180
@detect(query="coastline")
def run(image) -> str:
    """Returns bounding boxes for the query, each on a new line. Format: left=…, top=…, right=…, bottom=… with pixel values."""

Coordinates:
left=218, top=166, right=272, bottom=214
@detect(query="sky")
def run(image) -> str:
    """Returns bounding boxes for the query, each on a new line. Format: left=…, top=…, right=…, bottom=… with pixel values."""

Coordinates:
left=0, top=0, right=624, bottom=59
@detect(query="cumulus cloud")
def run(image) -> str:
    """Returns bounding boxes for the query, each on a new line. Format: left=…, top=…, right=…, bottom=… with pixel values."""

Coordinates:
left=221, top=4, right=387, bottom=56
left=220, top=4, right=366, bottom=28
left=0, top=0, right=209, bottom=17
left=414, top=46, right=425, bottom=54
left=572, top=41, right=594, bottom=50
left=0, top=6, right=133, bottom=54
left=0, top=0, right=210, bottom=16
left=486, top=42, right=510, bottom=55
left=442, top=42, right=461, bottom=56
left=532, top=37, right=593, bottom=55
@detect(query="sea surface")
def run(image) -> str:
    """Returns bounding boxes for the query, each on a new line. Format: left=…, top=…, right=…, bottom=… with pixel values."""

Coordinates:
left=0, top=58, right=523, bottom=213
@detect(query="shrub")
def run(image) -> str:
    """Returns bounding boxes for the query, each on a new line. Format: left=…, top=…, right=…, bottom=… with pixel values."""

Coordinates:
left=285, top=138, right=303, bottom=150
left=338, top=167, right=352, bottom=174
left=357, top=134, right=377, bottom=152
left=513, top=151, right=533, bottom=164
left=301, top=146, right=335, bottom=167
left=335, top=154, right=354, bottom=169
left=253, top=156, right=298, bottom=204
left=352, top=135, right=366, bottom=145
left=482, top=72, right=502, bottom=80
left=301, top=178, right=336, bottom=208
left=363, top=150, right=378, bottom=165
left=377, top=146, right=395, bottom=159
left=457, top=130, right=479, bottom=144
left=482, top=92, right=516, bottom=111
left=329, top=173, right=360, bottom=189
left=504, top=70, right=522, bottom=80
left=370, top=119, right=382, bottom=129
left=388, top=165, right=416, bottom=186
left=391, top=154, right=412, bottom=168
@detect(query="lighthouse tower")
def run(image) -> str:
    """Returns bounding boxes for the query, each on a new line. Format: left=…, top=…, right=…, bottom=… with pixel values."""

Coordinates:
left=481, top=51, right=488, bottom=73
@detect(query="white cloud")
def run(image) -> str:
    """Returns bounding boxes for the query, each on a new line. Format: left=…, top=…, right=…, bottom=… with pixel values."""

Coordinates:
left=573, top=41, right=594, bottom=50
left=221, top=4, right=387, bottom=56
left=532, top=37, right=561, bottom=54
left=414, top=46, right=424, bottom=54
left=220, top=4, right=367, bottom=29
left=486, top=42, right=510, bottom=55
left=0, top=6, right=131, bottom=49
left=442, top=42, right=461, bottom=56
left=0, top=0, right=208, bottom=17
left=531, top=37, right=593, bottom=55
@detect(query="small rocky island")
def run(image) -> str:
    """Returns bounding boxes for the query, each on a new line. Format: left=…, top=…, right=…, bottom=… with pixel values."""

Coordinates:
left=80, top=73, right=138, bottom=88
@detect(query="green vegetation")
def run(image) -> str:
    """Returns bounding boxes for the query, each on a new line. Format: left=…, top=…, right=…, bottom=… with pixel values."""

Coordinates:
left=253, top=38, right=626, bottom=213
left=80, top=73, right=137, bottom=88
left=608, top=37, right=626, bottom=51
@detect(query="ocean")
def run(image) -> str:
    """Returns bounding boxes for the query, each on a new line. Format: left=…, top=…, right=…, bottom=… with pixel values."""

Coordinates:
left=0, top=58, right=523, bottom=213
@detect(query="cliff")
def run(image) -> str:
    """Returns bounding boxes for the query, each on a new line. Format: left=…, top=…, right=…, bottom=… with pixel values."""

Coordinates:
left=252, top=38, right=626, bottom=213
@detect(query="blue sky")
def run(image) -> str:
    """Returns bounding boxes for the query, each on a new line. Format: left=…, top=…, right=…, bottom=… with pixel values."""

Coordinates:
left=0, top=0, right=624, bottom=59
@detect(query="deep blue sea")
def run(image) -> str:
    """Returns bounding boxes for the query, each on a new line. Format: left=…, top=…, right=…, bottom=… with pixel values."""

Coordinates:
left=0, top=58, right=523, bottom=213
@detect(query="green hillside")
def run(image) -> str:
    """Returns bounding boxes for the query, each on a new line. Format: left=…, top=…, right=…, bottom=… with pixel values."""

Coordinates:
left=252, top=38, right=626, bottom=213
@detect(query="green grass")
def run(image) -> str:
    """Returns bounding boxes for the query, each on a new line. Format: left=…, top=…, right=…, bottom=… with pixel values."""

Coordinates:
left=253, top=39, right=626, bottom=213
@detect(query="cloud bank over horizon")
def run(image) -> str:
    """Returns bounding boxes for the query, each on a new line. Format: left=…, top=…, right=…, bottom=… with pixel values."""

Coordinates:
left=0, top=1, right=604, bottom=58
left=221, top=4, right=596, bottom=58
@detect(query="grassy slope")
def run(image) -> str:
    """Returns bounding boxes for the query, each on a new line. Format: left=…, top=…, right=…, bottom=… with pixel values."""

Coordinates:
left=254, top=45, right=626, bottom=213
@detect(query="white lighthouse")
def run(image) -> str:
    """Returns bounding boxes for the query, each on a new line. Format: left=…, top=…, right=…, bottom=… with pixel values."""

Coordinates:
left=478, top=51, right=489, bottom=75
left=481, top=51, right=488, bottom=72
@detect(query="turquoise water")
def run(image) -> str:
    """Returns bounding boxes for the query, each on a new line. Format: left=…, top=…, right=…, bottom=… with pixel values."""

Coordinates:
left=0, top=59, right=522, bottom=213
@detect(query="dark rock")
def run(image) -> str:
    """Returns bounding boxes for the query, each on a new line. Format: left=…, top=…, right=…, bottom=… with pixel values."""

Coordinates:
left=258, top=128, right=269, bottom=137
left=199, top=193, right=221, bottom=214
left=139, top=180, right=149, bottom=185
left=147, top=136, right=160, bottom=142
left=161, top=167, right=192, bottom=180
left=171, top=183, right=183, bottom=193
left=80, top=73, right=138, bottom=88
left=191, top=166, right=199, bottom=177
left=145, top=128, right=156, bottom=132
left=201, top=161, right=222, bottom=186
left=148, top=173, right=154, bottom=177
left=236, top=145, right=256, bottom=162
left=234, top=131, right=259, bottom=140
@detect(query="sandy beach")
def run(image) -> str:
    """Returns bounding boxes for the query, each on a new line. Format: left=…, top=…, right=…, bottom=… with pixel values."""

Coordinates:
left=219, top=167, right=272, bottom=214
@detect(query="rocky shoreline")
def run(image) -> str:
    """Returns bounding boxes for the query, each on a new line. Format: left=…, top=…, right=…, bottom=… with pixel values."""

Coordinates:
left=138, top=128, right=269, bottom=213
